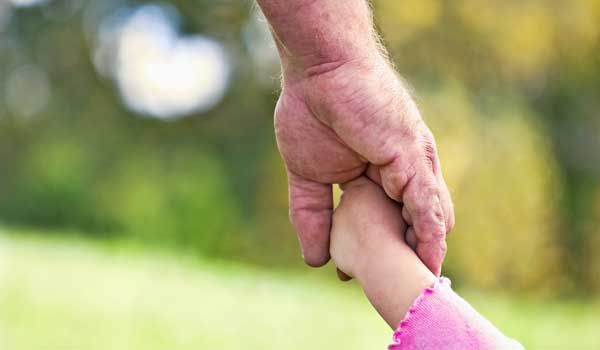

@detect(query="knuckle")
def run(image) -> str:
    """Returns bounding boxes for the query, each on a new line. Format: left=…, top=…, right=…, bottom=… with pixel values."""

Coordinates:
left=409, top=181, right=441, bottom=213
left=417, top=123, right=436, bottom=144
left=383, top=167, right=412, bottom=200
left=434, top=204, right=445, bottom=224
left=414, top=215, right=446, bottom=242
left=422, top=180, right=441, bottom=198
left=432, top=227, right=447, bottom=240
left=418, top=129, right=439, bottom=170
left=438, top=240, right=448, bottom=255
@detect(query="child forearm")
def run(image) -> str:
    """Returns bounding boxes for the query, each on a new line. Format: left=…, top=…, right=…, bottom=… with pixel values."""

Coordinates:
left=330, top=177, right=523, bottom=349
left=354, top=238, right=523, bottom=349
left=353, top=231, right=436, bottom=328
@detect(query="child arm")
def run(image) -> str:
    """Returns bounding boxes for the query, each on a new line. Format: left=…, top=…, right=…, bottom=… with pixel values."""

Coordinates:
left=330, top=177, right=523, bottom=349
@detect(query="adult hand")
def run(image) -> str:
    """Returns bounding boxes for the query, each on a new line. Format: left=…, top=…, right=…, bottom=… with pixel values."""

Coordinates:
left=275, top=55, right=453, bottom=275
left=258, top=0, right=454, bottom=276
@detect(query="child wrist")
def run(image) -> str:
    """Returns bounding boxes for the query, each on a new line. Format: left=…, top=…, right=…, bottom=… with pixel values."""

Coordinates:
left=352, top=251, right=377, bottom=283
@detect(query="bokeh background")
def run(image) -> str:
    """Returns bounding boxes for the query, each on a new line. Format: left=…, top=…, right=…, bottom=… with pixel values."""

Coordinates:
left=1, top=0, right=599, bottom=348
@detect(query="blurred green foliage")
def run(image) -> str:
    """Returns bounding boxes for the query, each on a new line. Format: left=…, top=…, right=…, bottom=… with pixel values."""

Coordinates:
left=1, top=0, right=599, bottom=297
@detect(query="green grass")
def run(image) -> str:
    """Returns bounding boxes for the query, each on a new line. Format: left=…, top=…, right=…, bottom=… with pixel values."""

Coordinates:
left=0, top=229, right=599, bottom=350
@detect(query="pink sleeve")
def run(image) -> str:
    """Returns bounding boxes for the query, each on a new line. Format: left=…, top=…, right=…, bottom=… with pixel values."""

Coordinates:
left=388, top=278, right=524, bottom=350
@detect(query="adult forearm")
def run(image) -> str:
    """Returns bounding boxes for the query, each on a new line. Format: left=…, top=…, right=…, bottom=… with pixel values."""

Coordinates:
left=256, top=0, right=381, bottom=77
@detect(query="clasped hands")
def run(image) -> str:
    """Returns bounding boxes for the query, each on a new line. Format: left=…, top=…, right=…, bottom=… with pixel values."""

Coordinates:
left=275, top=53, right=454, bottom=277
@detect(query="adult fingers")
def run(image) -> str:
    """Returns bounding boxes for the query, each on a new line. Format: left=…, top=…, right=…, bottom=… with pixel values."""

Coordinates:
left=287, top=170, right=333, bottom=267
left=425, top=124, right=454, bottom=235
left=403, top=169, right=447, bottom=276
left=380, top=156, right=447, bottom=276
left=436, top=168, right=455, bottom=234
left=417, top=239, right=447, bottom=277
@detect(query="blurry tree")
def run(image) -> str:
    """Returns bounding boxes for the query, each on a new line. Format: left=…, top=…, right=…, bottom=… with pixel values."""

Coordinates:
left=96, top=149, right=243, bottom=256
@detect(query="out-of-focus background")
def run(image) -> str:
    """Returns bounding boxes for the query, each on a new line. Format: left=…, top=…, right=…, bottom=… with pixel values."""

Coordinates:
left=0, top=0, right=599, bottom=348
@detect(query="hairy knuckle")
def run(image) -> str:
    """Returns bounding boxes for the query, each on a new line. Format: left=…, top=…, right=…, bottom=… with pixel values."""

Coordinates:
left=421, top=142, right=437, bottom=169
left=416, top=128, right=439, bottom=170
left=424, top=181, right=441, bottom=197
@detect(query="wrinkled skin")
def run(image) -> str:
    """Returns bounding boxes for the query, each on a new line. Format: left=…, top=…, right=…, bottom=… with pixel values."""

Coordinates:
left=275, top=56, right=454, bottom=276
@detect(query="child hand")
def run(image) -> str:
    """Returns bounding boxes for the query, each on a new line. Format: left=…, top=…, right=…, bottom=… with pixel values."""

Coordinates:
left=330, top=176, right=437, bottom=328
left=330, top=177, right=408, bottom=279
left=328, top=177, right=523, bottom=350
